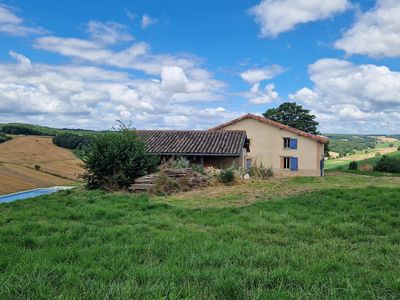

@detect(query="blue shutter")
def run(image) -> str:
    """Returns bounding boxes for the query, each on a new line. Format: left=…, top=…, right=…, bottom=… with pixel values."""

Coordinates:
left=290, top=157, right=298, bottom=171
left=290, top=138, right=298, bottom=149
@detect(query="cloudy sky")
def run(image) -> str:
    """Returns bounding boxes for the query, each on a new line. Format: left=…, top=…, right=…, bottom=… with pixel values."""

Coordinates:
left=0, top=0, right=399, bottom=133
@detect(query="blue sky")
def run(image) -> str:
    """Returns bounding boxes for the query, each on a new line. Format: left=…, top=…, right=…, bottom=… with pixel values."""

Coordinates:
left=0, top=0, right=399, bottom=133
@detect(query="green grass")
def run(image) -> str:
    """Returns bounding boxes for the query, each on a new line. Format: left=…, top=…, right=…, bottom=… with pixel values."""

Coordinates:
left=376, top=141, right=400, bottom=148
left=356, top=151, right=400, bottom=166
left=326, top=151, right=400, bottom=172
left=326, top=169, right=400, bottom=177
left=1, top=184, right=400, bottom=299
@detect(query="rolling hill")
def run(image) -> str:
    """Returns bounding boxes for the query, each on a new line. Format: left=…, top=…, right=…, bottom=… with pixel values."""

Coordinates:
left=0, top=136, right=84, bottom=195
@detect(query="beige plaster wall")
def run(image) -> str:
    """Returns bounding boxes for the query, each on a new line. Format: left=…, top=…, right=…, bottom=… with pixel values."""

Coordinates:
left=220, top=118, right=325, bottom=176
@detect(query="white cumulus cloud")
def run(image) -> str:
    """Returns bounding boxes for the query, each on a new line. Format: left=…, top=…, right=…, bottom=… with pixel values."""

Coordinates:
left=335, top=0, right=400, bottom=58
left=249, top=0, right=350, bottom=37
left=290, top=58, right=400, bottom=133
left=242, top=82, right=280, bottom=104
left=240, top=65, right=284, bottom=84
left=0, top=51, right=229, bottom=129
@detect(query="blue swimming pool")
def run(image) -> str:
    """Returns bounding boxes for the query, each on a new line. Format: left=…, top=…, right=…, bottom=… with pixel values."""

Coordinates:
left=0, top=187, right=72, bottom=204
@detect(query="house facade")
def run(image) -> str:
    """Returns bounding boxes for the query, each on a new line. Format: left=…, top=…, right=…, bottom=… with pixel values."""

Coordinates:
left=136, top=130, right=249, bottom=169
left=211, top=114, right=329, bottom=176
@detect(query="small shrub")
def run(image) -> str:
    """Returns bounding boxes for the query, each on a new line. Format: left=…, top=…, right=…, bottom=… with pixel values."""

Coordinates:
left=397, top=146, right=400, bottom=151
left=34, top=164, right=41, bottom=171
left=204, top=167, right=220, bottom=178
left=82, top=124, right=158, bottom=190
left=389, top=143, right=394, bottom=147
left=219, top=168, right=235, bottom=185
left=349, top=161, right=358, bottom=170
left=191, top=164, right=205, bottom=175
left=374, top=155, right=400, bottom=173
left=175, top=157, right=190, bottom=169
left=375, top=152, right=382, bottom=157
left=249, top=163, right=273, bottom=179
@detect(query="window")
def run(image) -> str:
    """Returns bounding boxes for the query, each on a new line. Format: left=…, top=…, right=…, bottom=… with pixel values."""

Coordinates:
left=282, top=156, right=298, bottom=171
left=283, top=138, right=298, bottom=149
left=283, top=138, right=291, bottom=149
left=283, top=157, right=290, bottom=169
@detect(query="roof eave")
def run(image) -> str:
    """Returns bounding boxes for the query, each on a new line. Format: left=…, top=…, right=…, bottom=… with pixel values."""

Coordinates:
left=148, top=152, right=241, bottom=157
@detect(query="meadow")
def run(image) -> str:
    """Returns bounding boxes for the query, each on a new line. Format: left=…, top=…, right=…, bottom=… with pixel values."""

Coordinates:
left=1, top=174, right=399, bottom=299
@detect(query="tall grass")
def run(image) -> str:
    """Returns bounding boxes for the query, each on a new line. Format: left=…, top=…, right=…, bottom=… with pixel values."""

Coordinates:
left=0, top=187, right=399, bottom=299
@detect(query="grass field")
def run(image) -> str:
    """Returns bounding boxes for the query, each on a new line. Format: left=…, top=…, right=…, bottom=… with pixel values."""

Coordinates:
left=325, top=146, right=400, bottom=170
left=1, top=174, right=400, bottom=299
left=0, top=136, right=84, bottom=195
left=325, top=150, right=400, bottom=171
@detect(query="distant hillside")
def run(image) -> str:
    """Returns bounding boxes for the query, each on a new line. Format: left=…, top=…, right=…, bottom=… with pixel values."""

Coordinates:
left=325, top=134, right=378, bottom=156
left=0, top=123, right=97, bottom=136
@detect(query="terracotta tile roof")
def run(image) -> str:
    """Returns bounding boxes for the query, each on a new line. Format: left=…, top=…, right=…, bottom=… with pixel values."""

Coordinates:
left=210, top=113, right=329, bottom=144
left=135, top=130, right=248, bottom=156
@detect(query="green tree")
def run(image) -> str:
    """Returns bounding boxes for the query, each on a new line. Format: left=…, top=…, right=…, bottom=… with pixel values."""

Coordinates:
left=82, top=124, right=158, bottom=190
left=263, top=102, right=319, bottom=134
left=374, top=156, right=400, bottom=173
left=348, top=161, right=358, bottom=170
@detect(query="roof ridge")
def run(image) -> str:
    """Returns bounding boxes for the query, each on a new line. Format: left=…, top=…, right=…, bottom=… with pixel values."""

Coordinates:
left=209, top=113, right=329, bottom=144
left=134, top=129, right=246, bottom=133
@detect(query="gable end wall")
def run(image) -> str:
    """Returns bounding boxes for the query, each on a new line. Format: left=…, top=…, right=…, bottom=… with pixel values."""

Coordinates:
left=219, top=118, right=324, bottom=176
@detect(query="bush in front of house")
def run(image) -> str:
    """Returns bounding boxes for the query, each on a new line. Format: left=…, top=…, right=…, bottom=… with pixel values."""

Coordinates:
left=349, top=161, right=358, bottom=170
left=82, top=126, right=158, bottom=190
left=190, top=163, right=205, bottom=175
left=219, top=168, right=235, bottom=185
left=249, top=163, right=274, bottom=179
left=374, top=155, right=400, bottom=173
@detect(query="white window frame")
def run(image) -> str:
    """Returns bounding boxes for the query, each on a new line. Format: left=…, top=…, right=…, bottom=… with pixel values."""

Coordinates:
left=283, top=156, right=290, bottom=170
left=283, top=137, right=291, bottom=149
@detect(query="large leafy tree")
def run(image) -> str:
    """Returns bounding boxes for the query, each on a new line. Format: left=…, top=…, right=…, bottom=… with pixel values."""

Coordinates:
left=263, top=102, right=320, bottom=135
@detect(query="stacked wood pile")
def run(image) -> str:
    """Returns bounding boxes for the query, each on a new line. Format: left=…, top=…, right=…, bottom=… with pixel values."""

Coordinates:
left=129, top=168, right=208, bottom=193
